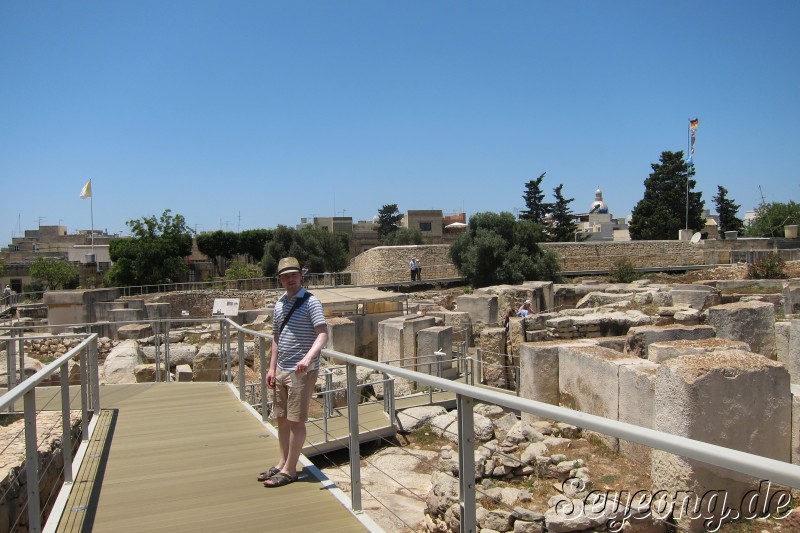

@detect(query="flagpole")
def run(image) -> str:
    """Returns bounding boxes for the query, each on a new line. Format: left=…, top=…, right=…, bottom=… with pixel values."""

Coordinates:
left=686, top=119, right=690, bottom=232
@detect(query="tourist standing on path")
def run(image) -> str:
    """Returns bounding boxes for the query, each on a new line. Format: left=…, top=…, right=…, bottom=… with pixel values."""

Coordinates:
left=415, top=258, right=422, bottom=281
left=261, top=257, right=328, bottom=488
left=409, top=258, right=418, bottom=281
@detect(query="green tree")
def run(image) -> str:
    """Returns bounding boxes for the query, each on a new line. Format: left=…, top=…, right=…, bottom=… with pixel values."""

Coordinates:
left=224, top=260, right=262, bottom=280
left=238, top=229, right=272, bottom=262
left=106, top=210, right=193, bottom=286
left=745, top=200, right=800, bottom=237
left=382, top=228, right=424, bottom=246
left=449, top=211, right=559, bottom=288
left=28, top=257, right=79, bottom=290
left=547, top=184, right=581, bottom=242
left=376, top=204, right=403, bottom=239
left=197, top=230, right=238, bottom=276
left=629, top=151, right=704, bottom=240
left=261, top=225, right=349, bottom=276
left=519, top=173, right=551, bottom=223
left=713, top=186, right=744, bottom=238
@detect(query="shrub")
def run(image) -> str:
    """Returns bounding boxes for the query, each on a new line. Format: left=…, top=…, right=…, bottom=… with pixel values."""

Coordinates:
left=746, top=253, right=786, bottom=280
left=609, top=257, right=638, bottom=283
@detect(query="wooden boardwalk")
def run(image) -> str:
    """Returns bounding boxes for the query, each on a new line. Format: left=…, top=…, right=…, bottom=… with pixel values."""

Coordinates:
left=46, top=383, right=370, bottom=532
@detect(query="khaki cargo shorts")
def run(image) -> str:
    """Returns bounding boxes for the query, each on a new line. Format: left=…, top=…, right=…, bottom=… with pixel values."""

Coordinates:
left=274, top=368, right=319, bottom=423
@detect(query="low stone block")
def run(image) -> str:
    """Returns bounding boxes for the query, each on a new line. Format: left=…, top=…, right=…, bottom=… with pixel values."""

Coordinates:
left=116, top=323, right=153, bottom=340
left=652, top=351, right=790, bottom=531
left=705, top=300, right=776, bottom=359
left=625, top=324, right=715, bottom=359
left=455, top=293, right=499, bottom=326
left=175, top=364, right=193, bottom=382
left=647, top=338, right=750, bottom=364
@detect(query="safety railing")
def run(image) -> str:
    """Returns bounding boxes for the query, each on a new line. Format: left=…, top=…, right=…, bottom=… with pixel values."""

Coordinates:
left=0, top=331, right=99, bottom=532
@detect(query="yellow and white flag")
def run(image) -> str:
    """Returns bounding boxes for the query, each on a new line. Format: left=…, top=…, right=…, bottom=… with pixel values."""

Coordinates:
left=80, top=179, right=92, bottom=199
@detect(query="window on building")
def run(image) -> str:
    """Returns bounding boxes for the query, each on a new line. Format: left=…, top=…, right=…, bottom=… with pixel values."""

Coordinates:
left=419, top=222, right=432, bottom=232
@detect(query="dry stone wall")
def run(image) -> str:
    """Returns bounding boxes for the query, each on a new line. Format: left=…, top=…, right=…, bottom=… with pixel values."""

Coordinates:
left=540, top=240, right=706, bottom=273
left=349, top=245, right=459, bottom=285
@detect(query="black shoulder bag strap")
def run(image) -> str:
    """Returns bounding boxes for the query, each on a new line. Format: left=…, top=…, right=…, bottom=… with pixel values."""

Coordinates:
left=279, top=291, right=312, bottom=334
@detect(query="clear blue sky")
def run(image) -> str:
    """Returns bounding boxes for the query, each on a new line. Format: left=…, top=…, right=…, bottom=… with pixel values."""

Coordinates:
left=2, top=1, right=798, bottom=241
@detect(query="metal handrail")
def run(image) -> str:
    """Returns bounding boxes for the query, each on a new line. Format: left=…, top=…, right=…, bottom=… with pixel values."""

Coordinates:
left=0, top=332, right=98, bottom=532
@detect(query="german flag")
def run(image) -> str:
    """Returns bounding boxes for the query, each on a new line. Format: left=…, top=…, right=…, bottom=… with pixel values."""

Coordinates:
left=689, top=118, right=699, bottom=129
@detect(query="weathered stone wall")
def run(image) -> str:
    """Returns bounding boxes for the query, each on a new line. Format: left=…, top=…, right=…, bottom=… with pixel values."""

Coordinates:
left=137, top=290, right=272, bottom=319
left=0, top=412, right=82, bottom=532
left=540, top=241, right=706, bottom=273
left=349, top=245, right=460, bottom=285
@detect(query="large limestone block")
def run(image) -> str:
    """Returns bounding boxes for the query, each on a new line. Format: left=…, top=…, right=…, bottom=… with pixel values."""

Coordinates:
left=442, top=311, right=472, bottom=347
left=378, top=317, right=405, bottom=364
left=142, top=342, right=199, bottom=366
left=670, top=285, right=719, bottom=310
left=455, top=293, right=498, bottom=326
left=134, top=363, right=167, bottom=383
left=625, top=324, right=715, bottom=359
left=116, top=323, right=153, bottom=340
left=647, top=338, right=750, bottom=364
left=416, top=326, right=453, bottom=376
left=478, top=327, right=510, bottom=389
left=792, top=384, right=800, bottom=465
left=575, top=291, right=634, bottom=309
left=778, top=320, right=800, bottom=384
left=475, top=285, right=531, bottom=318
left=784, top=280, right=800, bottom=315
left=193, top=343, right=221, bottom=382
left=652, top=351, right=790, bottom=531
left=402, top=316, right=436, bottom=366
left=618, top=362, right=658, bottom=467
left=103, top=339, right=144, bottom=384
left=145, top=302, right=170, bottom=319
left=518, top=340, right=594, bottom=424
left=522, top=280, right=555, bottom=311
left=705, top=300, right=776, bottom=359
left=327, top=317, right=356, bottom=356
left=559, top=345, right=649, bottom=450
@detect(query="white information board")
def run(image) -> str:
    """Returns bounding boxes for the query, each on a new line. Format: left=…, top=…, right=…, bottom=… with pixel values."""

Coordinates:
left=212, top=298, right=240, bottom=317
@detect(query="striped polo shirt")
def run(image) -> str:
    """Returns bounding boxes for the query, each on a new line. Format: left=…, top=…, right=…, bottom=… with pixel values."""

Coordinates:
left=273, top=287, right=326, bottom=371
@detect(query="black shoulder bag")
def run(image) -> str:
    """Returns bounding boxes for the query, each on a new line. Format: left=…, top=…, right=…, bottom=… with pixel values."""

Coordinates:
left=278, top=292, right=312, bottom=334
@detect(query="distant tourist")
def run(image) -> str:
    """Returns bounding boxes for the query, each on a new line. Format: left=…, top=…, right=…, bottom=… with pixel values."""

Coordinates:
left=516, top=300, right=533, bottom=317
left=261, top=257, right=328, bottom=488
left=409, top=258, right=419, bottom=281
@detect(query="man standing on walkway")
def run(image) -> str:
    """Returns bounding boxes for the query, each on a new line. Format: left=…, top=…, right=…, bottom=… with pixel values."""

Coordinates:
left=261, top=257, right=328, bottom=488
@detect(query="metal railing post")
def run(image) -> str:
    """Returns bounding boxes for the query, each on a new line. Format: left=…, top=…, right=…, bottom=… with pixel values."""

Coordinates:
left=80, top=344, right=89, bottom=441
left=456, top=394, right=476, bottom=533
left=24, top=389, right=42, bottom=532
left=346, top=363, right=362, bottom=512
left=164, top=319, right=171, bottom=382
left=90, top=334, right=101, bottom=413
left=238, top=331, right=246, bottom=400
left=259, top=337, right=268, bottom=421
left=154, top=319, right=161, bottom=383
left=60, top=364, right=74, bottom=484
left=225, top=321, right=233, bottom=383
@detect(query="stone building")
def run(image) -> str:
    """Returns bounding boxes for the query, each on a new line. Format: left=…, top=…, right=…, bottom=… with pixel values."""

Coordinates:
left=574, top=187, right=630, bottom=241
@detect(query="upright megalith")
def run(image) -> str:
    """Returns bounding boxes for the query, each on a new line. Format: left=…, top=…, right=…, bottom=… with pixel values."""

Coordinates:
left=455, top=293, right=498, bottom=326
left=705, top=300, right=777, bottom=359
left=652, top=351, right=790, bottom=531
left=478, top=327, right=510, bottom=389
left=416, top=326, right=454, bottom=376
left=518, top=340, right=594, bottom=423
left=784, top=280, right=800, bottom=316
left=558, top=344, right=649, bottom=450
